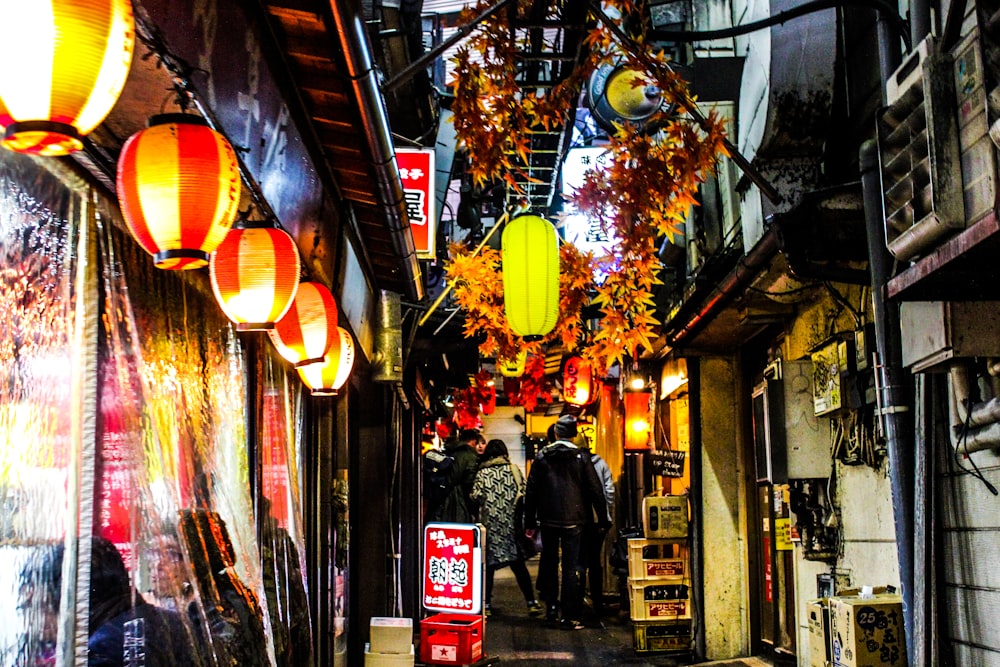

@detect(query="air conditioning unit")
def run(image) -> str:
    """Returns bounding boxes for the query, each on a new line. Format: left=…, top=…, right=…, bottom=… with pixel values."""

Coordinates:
left=878, top=35, right=965, bottom=262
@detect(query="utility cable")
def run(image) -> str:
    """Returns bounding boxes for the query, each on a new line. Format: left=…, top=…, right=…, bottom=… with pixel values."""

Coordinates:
left=954, top=395, right=999, bottom=496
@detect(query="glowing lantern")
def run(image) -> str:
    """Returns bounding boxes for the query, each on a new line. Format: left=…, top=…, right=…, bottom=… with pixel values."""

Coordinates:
left=0, top=0, right=134, bottom=156
left=298, top=327, right=355, bottom=396
left=117, top=114, right=241, bottom=270
left=209, top=223, right=301, bottom=331
left=498, top=350, right=527, bottom=378
left=624, top=390, right=653, bottom=450
left=269, top=281, right=338, bottom=367
left=502, top=214, right=559, bottom=341
left=563, top=356, right=595, bottom=406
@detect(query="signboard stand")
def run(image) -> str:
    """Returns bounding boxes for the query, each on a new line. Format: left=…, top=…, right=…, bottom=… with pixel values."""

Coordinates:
left=418, top=522, right=500, bottom=666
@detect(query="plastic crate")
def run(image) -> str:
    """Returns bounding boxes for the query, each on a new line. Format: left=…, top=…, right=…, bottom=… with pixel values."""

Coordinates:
left=418, top=614, right=483, bottom=665
left=627, top=538, right=687, bottom=580
left=633, top=619, right=693, bottom=653
left=629, top=580, right=692, bottom=621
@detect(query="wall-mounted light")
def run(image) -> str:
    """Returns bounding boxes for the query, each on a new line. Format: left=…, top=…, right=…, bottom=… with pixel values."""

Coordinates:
left=624, top=390, right=653, bottom=450
left=117, top=114, right=242, bottom=270
left=209, top=221, right=300, bottom=330
left=502, top=214, right=559, bottom=341
left=0, top=0, right=135, bottom=156
left=297, top=326, right=355, bottom=396
left=269, top=281, right=338, bottom=367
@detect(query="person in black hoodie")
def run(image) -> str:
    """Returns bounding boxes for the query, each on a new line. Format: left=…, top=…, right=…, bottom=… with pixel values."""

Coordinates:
left=524, top=415, right=611, bottom=630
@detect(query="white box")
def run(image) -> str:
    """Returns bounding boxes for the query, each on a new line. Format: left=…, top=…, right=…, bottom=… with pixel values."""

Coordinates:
left=369, top=617, right=414, bottom=654
left=642, top=495, right=688, bottom=538
left=365, top=643, right=415, bottom=666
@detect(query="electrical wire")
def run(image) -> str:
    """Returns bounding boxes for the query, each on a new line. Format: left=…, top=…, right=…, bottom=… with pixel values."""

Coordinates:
left=953, top=394, right=999, bottom=496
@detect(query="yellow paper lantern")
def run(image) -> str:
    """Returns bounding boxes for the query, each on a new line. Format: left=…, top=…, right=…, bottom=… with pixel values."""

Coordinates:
left=269, top=281, right=338, bottom=367
left=298, top=327, right=356, bottom=396
left=498, top=350, right=527, bottom=378
left=0, top=0, right=135, bottom=156
left=117, top=114, right=242, bottom=270
left=209, top=223, right=301, bottom=330
left=502, top=214, right=559, bottom=341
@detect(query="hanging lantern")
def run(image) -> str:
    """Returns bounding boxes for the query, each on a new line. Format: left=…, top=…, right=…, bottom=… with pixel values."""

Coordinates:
left=498, top=350, right=527, bottom=378
left=0, top=0, right=134, bottom=156
left=563, top=356, right=595, bottom=406
left=624, top=390, right=653, bottom=450
left=502, top=214, right=559, bottom=341
left=117, top=114, right=242, bottom=270
left=298, top=327, right=355, bottom=396
left=209, top=222, right=301, bottom=331
left=269, top=281, right=338, bottom=367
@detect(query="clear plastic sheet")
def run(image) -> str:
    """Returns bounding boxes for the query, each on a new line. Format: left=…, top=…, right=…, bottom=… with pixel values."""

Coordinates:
left=1, top=150, right=314, bottom=665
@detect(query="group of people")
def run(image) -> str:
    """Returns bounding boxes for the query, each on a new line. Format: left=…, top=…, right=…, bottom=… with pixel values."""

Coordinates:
left=424, top=414, right=613, bottom=631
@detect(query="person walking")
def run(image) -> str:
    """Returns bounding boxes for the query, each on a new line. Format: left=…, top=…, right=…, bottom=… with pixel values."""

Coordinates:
left=426, top=428, right=481, bottom=523
left=470, top=439, right=543, bottom=617
left=524, top=415, right=611, bottom=630
left=579, top=438, right=615, bottom=620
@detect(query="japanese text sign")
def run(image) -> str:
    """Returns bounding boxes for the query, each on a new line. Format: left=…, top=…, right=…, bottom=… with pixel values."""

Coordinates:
left=397, top=148, right=436, bottom=259
left=423, top=522, right=483, bottom=614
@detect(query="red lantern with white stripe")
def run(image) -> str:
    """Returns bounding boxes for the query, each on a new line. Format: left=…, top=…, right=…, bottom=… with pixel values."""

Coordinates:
left=298, top=327, right=356, bottom=396
left=0, top=0, right=135, bottom=156
left=269, top=281, right=338, bottom=367
left=210, top=222, right=301, bottom=331
left=117, top=114, right=242, bottom=270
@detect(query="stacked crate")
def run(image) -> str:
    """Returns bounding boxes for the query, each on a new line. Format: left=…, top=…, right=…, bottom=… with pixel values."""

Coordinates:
left=629, top=495, right=693, bottom=653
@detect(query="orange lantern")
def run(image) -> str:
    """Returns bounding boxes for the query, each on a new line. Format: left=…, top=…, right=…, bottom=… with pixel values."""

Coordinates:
left=297, top=327, right=356, bottom=396
left=563, top=356, right=595, bottom=406
left=0, top=0, right=134, bottom=156
left=269, top=281, right=338, bottom=367
left=210, top=222, right=301, bottom=330
left=624, top=390, right=652, bottom=450
left=117, top=114, right=242, bottom=270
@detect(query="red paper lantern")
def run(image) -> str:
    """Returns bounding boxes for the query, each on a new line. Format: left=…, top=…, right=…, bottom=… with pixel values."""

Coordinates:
left=624, top=391, right=652, bottom=450
left=210, top=223, right=301, bottom=330
left=563, top=356, right=595, bottom=406
left=297, top=327, right=356, bottom=396
left=269, top=281, right=338, bottom=367
left=117, top=114, right=241, bottom=270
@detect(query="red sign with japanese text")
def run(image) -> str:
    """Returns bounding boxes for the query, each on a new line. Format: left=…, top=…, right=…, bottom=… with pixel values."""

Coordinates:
left=396, top=148, right=436, bottom=259
left=423, top=523, right=483, bottom=614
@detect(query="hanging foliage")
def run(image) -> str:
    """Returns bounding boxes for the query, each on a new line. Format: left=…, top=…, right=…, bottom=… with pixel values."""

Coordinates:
left=447, top=0, right=730, bottom=375
left=504, top=354, right=554, bottom=414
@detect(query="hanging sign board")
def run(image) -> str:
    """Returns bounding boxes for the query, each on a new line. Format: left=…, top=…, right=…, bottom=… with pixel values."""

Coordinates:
left=650, top=449, right=686, bottom=478
left=397, top=148, right=436, bottom=259
left=423, top=522, right=484, bottom=614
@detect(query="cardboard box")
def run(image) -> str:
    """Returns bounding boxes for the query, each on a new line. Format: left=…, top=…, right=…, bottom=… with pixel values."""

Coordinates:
left=364, top=643, right=414, bottom=666
left=419, top=613, right=483, bottom=665
left=370, top=617, right=413, bottom=654
left=830, top=595, right=906, bottom=667
left=808, top=598, right=830, bottom=667
left=642, top=495, right=688, bottom=538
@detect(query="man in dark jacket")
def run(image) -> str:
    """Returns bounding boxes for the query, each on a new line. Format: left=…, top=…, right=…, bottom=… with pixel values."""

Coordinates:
left=524, top=415, right=611, bottom=630
left=427, top=428, right=482, bottom=523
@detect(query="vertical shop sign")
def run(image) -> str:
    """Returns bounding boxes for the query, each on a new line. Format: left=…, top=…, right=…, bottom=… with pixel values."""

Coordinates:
left=396, top=148, right=436, bottom=259
left=423, top=523, right=483, bottom=614
left=261, top=389, right=290, bottom=528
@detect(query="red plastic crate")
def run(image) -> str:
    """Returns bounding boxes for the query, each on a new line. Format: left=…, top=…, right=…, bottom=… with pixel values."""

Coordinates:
left=419, top=613, right=483, bottom=665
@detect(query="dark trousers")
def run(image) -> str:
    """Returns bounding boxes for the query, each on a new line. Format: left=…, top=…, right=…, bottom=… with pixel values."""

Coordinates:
left=485, top=558, right=535, bottom=605
left=536, top=524, right=583, bottom=621
left=579, top=523, right=607, bottom=614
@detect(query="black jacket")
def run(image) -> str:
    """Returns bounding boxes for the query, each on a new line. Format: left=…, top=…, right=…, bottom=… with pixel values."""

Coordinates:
left=524, top=441, right=611, bottom=529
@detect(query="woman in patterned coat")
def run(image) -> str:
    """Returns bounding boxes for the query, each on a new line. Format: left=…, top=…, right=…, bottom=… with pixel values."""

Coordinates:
left=471, top=439, right=543, bottom=616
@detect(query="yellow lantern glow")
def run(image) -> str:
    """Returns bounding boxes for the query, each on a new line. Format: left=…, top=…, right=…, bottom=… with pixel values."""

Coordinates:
left=0, top=0, right=135, bottom=156
left=298, top=327, right=356, bottom=396
left=624, top=390, right=653, bottom=450
left=117, top=114, right=242, bottom=270
left=269, top=281, right=338, bottom=367
left=498, top=350, right=527, bottom=378
left=209, top=223, right=301, bottom=330
left=502, top=214, right=559, bottom=341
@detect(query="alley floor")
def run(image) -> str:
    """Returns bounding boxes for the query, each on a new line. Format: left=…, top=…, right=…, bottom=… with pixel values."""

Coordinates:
left=468, top=559, right=774, bottom=667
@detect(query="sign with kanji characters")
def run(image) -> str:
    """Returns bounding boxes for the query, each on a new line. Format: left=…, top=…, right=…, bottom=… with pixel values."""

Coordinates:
left=423, top=522, right=484, bottom=614
left=396, top=148, right=436, bottom=259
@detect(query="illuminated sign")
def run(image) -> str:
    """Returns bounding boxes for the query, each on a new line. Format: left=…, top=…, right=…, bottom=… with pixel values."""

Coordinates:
left=397, top=148, right=436, bottom=259
left=561, top=146, right=617, bottom=260
left=422, top=523, right=483, bottom=614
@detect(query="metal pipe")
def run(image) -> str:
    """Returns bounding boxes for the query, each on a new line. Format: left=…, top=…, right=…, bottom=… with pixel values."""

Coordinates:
left=860, top=139, right=915, bottom=660
left=910, top=0, right=932, bottom=47
left=328, top=0, right=424, bottom=302
left=947, top=362, right=1000, bottom=454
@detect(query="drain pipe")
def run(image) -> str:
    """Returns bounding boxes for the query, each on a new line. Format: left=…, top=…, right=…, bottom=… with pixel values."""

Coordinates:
left=860, top=140, right=915, bottom=659
left=328, top=0, right=424, bottom=302
left=947, top=362, right=1000, bottom=455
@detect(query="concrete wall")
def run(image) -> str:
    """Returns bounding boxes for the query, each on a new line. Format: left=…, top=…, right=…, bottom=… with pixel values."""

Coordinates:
left=699, top=356, right=750, bottom=658
left=481, top=406, right=527, bottom=469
